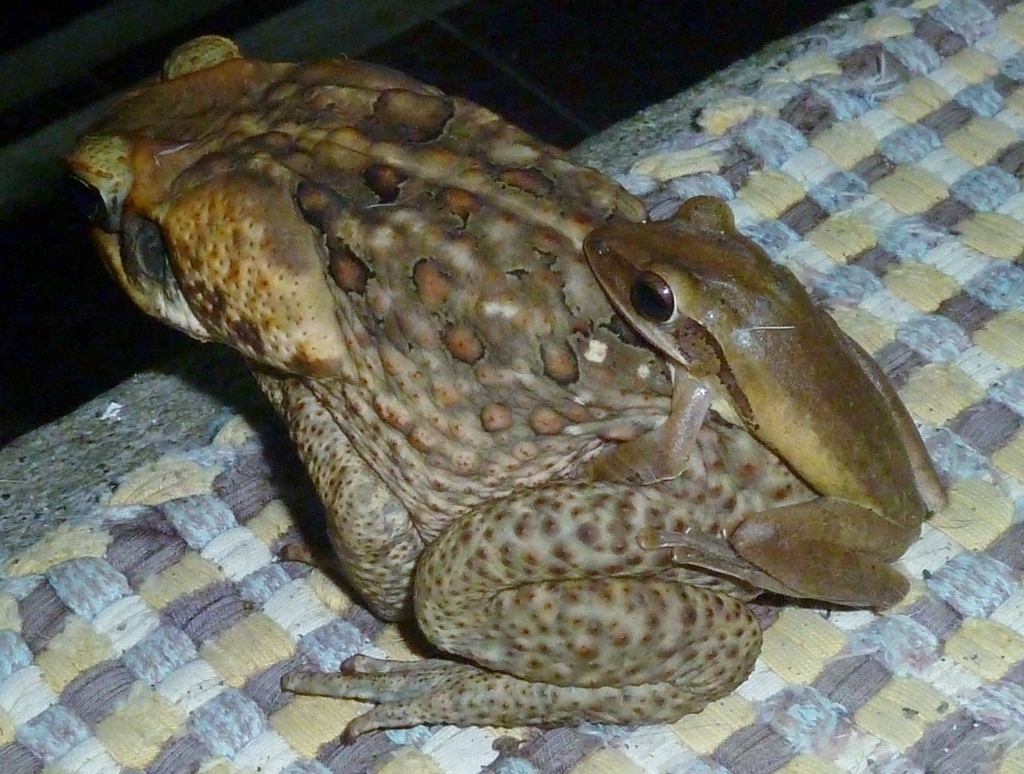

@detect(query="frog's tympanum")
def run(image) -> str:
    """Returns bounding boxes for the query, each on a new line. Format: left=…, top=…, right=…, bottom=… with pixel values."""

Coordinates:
left=66, top=37, right=944, bottom=738
left=584, top=196, right=947, bottom=608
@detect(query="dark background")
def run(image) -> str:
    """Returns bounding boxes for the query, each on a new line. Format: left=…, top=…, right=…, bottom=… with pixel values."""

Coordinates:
left=0, top=0, right=855, bottom=445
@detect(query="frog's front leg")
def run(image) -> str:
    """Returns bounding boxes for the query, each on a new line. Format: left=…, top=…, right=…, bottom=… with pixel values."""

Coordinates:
left=282, top=483, right=761, bottom=738
left=586, top=373, right=713, bottom=484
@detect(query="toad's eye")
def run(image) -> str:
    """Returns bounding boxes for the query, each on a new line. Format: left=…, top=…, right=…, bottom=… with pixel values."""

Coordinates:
left=65, top=135, right=132, bottom=231
left=630, top=270, right=675, bottom=323
left=65, top=172, right=117, bottom=232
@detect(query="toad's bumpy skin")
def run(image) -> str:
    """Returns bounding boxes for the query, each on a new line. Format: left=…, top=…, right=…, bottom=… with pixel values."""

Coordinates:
left=67, top=35, right=816, bottom=737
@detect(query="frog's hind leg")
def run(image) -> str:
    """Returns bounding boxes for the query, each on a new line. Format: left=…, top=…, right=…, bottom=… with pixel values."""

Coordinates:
left=727, top=498, right=912, bottom=609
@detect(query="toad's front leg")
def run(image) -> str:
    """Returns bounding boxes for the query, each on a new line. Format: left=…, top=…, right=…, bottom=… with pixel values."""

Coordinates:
left=282, top=483, right=761, bottom=738
left=257, top=372, right=424, bottom=620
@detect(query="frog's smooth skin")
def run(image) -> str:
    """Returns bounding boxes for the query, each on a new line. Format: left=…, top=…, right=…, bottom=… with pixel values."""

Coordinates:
left=584, top=195, right=947, bottom=609
left=67, top=35, right=913, bottom=739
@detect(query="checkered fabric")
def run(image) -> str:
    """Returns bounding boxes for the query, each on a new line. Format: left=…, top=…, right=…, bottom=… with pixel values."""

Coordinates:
left=4, top=0, right=1024, bottom=771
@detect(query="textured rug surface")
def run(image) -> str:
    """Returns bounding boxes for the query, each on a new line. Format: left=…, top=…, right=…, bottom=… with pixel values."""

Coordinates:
left=4, top=0, right=1024, bottom=772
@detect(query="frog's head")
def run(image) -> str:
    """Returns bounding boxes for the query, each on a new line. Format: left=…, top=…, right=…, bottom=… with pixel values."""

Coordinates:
left=65, top=36, right=349, bottom=377
left=583, top=196, right=791, bottom=374
left=583, top=195, right=816, bottom=434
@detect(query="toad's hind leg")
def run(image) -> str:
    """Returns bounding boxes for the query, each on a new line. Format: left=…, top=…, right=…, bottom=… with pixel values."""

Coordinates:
left=283, top=483, right=761, bottom=737
left=284, top=629, right=754, bottom=739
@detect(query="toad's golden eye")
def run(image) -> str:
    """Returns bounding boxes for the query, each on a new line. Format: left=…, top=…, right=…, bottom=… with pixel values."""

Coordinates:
left=65, top=172, right=114, bottom=232
left=630, top=270, right=675, bottom=323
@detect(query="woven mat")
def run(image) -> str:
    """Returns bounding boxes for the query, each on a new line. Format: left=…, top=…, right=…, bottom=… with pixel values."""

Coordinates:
left=5, top=0, right=1024, bottom=771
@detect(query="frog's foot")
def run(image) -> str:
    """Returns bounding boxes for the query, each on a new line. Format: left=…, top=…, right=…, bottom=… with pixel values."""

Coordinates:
left=283, top=651, right=741, bottom=741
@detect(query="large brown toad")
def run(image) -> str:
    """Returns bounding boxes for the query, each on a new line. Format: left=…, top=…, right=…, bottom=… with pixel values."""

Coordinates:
left=66, top=36, right=942, bottom=738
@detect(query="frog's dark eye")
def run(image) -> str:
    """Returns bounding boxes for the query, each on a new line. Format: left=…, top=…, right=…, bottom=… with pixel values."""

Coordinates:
left=631, top=270, right=675, bottom=323
left=65, top=172, right=116, bottom=232
left=121, top=212, right=171, bottom=285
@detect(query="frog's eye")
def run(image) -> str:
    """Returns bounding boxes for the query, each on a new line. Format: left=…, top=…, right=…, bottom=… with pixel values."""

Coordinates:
left=121, top=212, right=172, bottom=285
left=65, top=172, right=118, bottom=232
left=631, top=270, right=675, bottom=323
